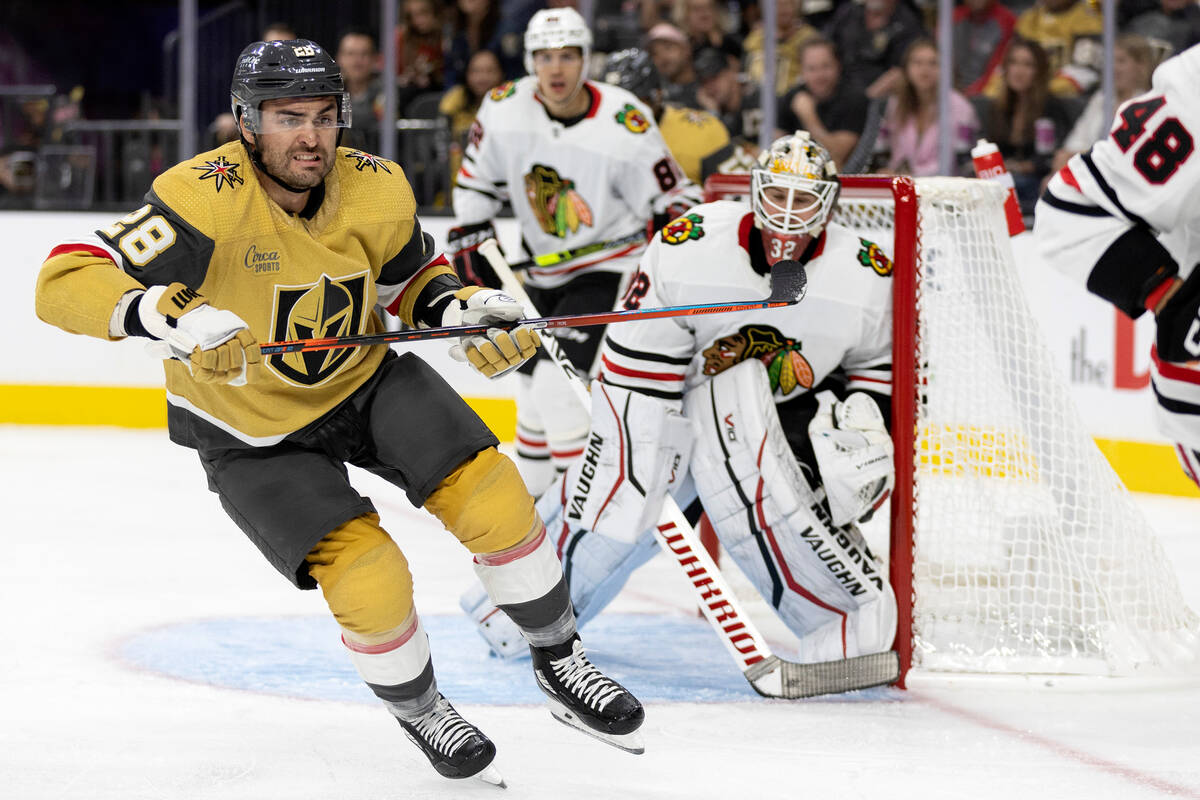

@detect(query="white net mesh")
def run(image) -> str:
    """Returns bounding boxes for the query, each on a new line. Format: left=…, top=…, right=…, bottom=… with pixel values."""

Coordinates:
left=706, top=174, right=1200, bottom=677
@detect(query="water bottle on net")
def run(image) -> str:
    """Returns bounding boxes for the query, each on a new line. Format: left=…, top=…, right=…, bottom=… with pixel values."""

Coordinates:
left=970, top=138, right=1025, bottom=236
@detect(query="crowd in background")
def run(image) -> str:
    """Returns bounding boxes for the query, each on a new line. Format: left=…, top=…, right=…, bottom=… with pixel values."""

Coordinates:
left=2, top=0, right=1197, bottom=212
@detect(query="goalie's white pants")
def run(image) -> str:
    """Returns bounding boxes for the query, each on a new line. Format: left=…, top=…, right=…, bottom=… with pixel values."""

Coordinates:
left=685, top=361, right=897, bottom=664
left=514, top=364, right=592, bottom=496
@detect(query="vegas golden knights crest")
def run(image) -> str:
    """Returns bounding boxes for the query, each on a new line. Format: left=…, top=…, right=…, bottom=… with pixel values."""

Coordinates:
left=702, top=323, right=814, bottom=395
left=268, top=272, right=369, bottom=386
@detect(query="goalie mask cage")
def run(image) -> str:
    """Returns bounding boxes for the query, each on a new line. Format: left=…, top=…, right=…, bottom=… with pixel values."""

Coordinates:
left=702, top=173, right=1200, bottom=686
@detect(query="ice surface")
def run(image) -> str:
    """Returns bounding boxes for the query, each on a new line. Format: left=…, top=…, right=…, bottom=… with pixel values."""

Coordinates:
left=2, top=426, right=1198, bottom=799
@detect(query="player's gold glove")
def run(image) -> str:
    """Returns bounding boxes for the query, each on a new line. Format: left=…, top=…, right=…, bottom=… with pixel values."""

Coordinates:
left=443, top=287, right=540, bottom=379
left=138, top=282, right=261, bottom=386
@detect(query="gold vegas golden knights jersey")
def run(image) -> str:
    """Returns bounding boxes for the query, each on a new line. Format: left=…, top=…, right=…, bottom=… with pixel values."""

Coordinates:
left=657, top=104, right=731, bottom=186
left=36, top=141, right=451, bottom=447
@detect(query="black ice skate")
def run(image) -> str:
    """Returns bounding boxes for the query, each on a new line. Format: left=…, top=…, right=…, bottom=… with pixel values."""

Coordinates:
left=531, top=634, right=645, bottom=754
left=395, top=693, right=505, bottom=787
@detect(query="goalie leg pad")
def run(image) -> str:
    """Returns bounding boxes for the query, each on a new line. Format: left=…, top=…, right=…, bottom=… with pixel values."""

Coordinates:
left=684, top=361, right=897, bottom=662
left=424, top=447, right=540, bottom=555
left=555, top=380, right=694, bottom=544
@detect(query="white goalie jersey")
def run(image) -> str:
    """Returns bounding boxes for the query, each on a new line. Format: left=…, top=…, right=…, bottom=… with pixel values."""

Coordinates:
left=452, top=77, right=693, bottom=289
left=597, top=200, right=894, bottom=408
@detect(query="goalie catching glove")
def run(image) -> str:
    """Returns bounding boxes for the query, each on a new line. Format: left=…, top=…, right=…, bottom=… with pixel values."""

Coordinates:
left=439, top=286, right=540, bottom=379
left=136, top=282, right=260, bottom=386
left=808, top=391, right=894, bottom=527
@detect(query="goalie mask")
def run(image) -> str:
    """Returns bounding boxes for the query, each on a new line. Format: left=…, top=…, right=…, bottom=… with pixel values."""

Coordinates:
left=751, top=132, right=839, bottom=262
left=524, top=7, right=593, bottom=98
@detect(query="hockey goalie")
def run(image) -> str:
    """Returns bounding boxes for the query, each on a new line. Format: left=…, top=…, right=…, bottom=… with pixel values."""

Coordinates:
left=462, top=132, right=899, bottom=672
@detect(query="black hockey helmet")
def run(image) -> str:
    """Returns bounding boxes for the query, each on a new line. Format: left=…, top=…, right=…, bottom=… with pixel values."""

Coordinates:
left=230, top=39, right=351, bottom=132
left=602, top=49, right=665, bottom=111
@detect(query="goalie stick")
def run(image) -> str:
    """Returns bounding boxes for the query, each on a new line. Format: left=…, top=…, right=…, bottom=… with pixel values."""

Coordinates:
left=477, top=238, right=900, bottom=699
left=258, top=260, right=807, bottom=356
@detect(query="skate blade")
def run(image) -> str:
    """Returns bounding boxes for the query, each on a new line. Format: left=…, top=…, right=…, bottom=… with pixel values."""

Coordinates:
left=474, top=764, right=507, bottom=789
left=546, top=701, right=645, bottom=755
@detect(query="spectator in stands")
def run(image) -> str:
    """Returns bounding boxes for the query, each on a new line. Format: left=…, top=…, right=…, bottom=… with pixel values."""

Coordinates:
left=1051, top=33, right=1156, bottom=173
left=823, top=0, right=928, bottom=99
left=977, top=38, right=1073, bottom=212
left=440, top=48, right=506, bottom=186
left=206, top=113, right=239, bottom=149
left=639, top=0, right=677, bottom=30
left=0, top=145, right=35, bottom=209
left=395, top=0, right=446, bottom=109
left=875, top=39, right=979, bottom=177
left=1125, top=0, right=1200, bottom=59
left=444, top=0, right=529, bottom=87
left=952, top=0, right=1017, bottom=96
left=778, top=37, right=868, bottom=166
left=646, top=22, right=701, bottom=106
left=743, top=0, right=818, bottom=95
left=338, top=28, right=384, bottom=152
left=1007, top=0, right=1103, bottom=97
left=696, top=46, right=762, bottom=147
left=261, top=22, right=298, bottom=42
left=674, top=0, right=743, bottom=64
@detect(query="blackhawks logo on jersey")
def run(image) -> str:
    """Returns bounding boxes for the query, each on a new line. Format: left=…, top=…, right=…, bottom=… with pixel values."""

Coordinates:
left=489, top=81, right=517, bottom=101
left=702, top=324, right=814, bottom=396
left=524, top=164, right=594, bottom=237
left=192, top=155, right=243, bottom=192
left=268, top=272, right=369, bottom=387
left=615, top=103, right=651, bottom=134
left=856, top=237, right=892, bottom=276
left=661, top=213, right=705, bottom=245
left=343, top=150, right=393, bottom=173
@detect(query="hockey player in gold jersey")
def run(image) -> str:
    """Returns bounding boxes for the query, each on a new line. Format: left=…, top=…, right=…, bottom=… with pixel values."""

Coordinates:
left=34, top=39, right=644, bottom=784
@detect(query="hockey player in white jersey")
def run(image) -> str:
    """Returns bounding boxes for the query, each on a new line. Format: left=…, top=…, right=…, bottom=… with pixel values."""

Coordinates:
left=1034, top=43, right=1200, bottom=486
left=463, top=132, right=899, bottom=668
left=449, top=7, right=700, bottom=494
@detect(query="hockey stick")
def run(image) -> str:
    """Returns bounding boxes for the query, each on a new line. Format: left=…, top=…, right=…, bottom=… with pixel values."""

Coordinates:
left=478, top=238, right=900, bottom=699
left=258, top=261, right=807, bottom=356
left=510, top=230, right=648, bottom=270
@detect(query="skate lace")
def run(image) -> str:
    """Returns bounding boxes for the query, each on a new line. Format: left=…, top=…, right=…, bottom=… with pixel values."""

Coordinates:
left=550, top=641, right=624, bottom=713
left=411, top=696, right=476, bottom=757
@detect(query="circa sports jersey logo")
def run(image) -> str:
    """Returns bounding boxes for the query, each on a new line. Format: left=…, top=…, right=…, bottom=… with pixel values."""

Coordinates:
left=615, top=103, right=650, bottom=134
left=243, top=243, right=281, bottom=274
left=192, top=156, right=243, bottom=192
left=268, top=272, right=369, bottom=386
left=856, top=237, right=893, bottom=276
left=524, top=164, right=593, bottom=238
left=489, top=81, right=516, bottom=101
left=343, top=150, right=393, bottom=173
left=661, top=213, right=705, bottom=245
left=702, top=324, right=814, bottom=396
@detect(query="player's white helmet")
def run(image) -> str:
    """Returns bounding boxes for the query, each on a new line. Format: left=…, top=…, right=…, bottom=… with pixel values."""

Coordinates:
left=523, top=7, right=593, bottom=75
left=751, top=132, right=839, bottom=237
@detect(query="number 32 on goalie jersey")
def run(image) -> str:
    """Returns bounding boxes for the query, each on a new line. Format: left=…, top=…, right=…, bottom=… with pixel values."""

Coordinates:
left=1110, top=96, right=1194, bottom=184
